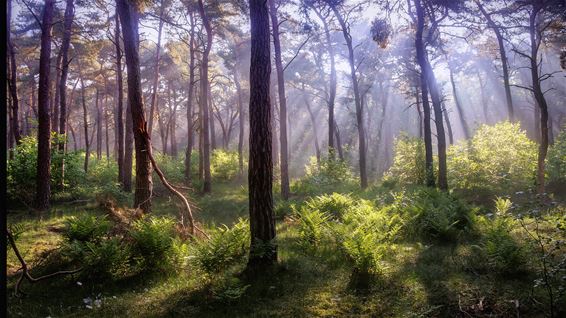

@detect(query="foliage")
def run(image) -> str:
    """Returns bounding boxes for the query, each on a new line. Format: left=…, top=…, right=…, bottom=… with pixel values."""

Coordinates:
left=295, top=207, right=330, bottom=250
left=63, top=215, right=111, bottom=243
left=547, top=128, right=566, bottom=184
left=192, top=218, right=250, bottom=276
left=384, top=134, right=427, bottom=186
left=303, top=192, right=357, bottom=219
left=292, top=156, right=358, bottom=195
left=211, top=149, right=240, bottom=181
left=447, top=122, right=537, bottom=194
left=399, top=187, right=476, bottom=242
left=129, top=216, right=176, bottom=270
left=7, top=134, right=85, bottom=203
left=211, top=276, right=251, bottom=303
left=82, top=237, right=131, bottom=278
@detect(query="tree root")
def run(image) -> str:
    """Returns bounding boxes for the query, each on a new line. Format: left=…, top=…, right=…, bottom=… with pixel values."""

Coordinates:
left=7, top=230, right=82, bottom=297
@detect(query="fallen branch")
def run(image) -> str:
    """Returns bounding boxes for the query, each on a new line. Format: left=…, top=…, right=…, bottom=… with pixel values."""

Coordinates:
left=7, top=230, right=82, bottom=296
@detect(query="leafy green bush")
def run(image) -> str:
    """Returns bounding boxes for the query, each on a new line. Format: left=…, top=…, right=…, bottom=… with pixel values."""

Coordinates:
left=192, top=218, right=250, bottom=275
left=83, top=238, right=131, bottom=278
left=292, top=156, right=358, bottom=195
left=547, top=128, right=566, bottom=184
left=384, top=134, right=428, bottom=186
left=129, top=216, right=176, bottom=269
left=400, top=188, right=476, bottom=242
left=295, top=207, right=330, bottom=250
left=63, top=215, right=111, bottom=243
left=7, top=134, right=85, bottom=203
left=303, top=193, right=356, bottom=219
left=211, top=149, right=240, bottom=181
left=448, top=121, right=537, bottom=194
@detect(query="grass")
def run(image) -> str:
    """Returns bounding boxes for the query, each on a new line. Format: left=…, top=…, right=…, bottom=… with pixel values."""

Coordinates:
left=7, top=178, right=566, bottom=317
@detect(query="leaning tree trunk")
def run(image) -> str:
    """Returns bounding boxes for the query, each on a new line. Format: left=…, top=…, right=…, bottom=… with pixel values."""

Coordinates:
left=332, top=5, right=367, bottom=188
left=268, top=0, right=290, bottom=199
left=8, top=0, right=22, bottom=146
left=35, top=0, right=55, bottom=211
left=184, top=12, right=196, bottom=184
left=446, top=59, right=470, bottom=139
left=197, top=0, right=212, bottom=193
left=115, top=11, right=125, bottom=184
left=117, top=0, right=153, bottom=212
left=79, top=73, right=90, bottom=173
left=414, top=0, right=434, bottom=187
left=247, top=0, right=277, bottom=269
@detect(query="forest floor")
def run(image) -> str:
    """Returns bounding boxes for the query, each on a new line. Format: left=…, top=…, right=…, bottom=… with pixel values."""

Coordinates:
left=7, top=180, right=566, bottom=317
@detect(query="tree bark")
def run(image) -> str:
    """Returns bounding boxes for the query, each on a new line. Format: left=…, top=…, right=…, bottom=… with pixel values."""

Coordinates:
left=79, top=70, right=90, bottom=173
left=332, top=5, right=367, bottom=188
left=96, top=88, right=103, bottom=160
left=117, top=0, right=153, bottom=212
left=59, top=0, right=74, bottom=153
left=197, top=0, right=212, bottom=193
left=234, top=65, right=245, bottom=176
left=35, top=0, right=56, bottom=210
left=184, top=11, right=196, bottom=184
left=115, top=11, right=125, bottom=184
left=8, top=0, right=22, bottom=146
left=247, top=0, right=277, bottom=269
left=147, top=0, right=165, bottom=137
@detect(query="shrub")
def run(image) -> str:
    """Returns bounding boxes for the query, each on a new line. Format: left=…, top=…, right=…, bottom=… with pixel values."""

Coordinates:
left=295, top=207, right=330, bottom=250
left=129, top=216, right=175, bottom=269
left=401, top=188, right=475, bottom=242
left=82, top=237, right=131, bottom=278
left=448, top=121, right=537, bottom=195
left=303, top=193, right=356, bottom=219
left=7, top=134, right=85, bottom=203
left=384, top=134, right=428, bottom=185
left=211, top=149, right=240, bottom=181
left=292, top=156, right=358, bottom=195
left=63, top=215, right=111, bottom=243
left=547, top=128, right=566, bottom=184
left=192, top=218, right=250, bottom=275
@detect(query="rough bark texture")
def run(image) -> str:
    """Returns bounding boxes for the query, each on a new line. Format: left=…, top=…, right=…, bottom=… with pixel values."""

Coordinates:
left=247, top=0, right=277, bottom=269
left=59, top=0, right=74, bottom=152
left=332, top=5, right=367, bottom=188
left=414, top=0, right=435, bottom=187
left=8, top=0, right=22, bottom=146
left=184, top=12, right=196, bottom=184
left=198, top=0, right=212, bottom=193
left=115, top=11, right=125, bottom=183
left=35, top=0, right=56, bottom=211
left=268, top=0, right=290, bottom=199
left=117, top=0, right=153, bottom=212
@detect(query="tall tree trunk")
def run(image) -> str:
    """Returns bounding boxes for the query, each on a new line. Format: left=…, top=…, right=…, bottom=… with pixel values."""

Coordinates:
left=529, top=9, right=549, bottom=194
left=446, top=59, right=470, bottom=139
left=444, top=106, right=454, bottom=145
left=268, top=0, right=291, bottom=199
left=123, top=97, right=134, bottom=192
left=414, top=0, right=434, bottom=187
left=104, top=93, right=110, bottom=160
left=35, top=0, right=55, bottom=210
left=247, top=0, right=277, bottom=269
left=117, top=0, right=153, bottom=212
left=96, top=88, right=102, bottom=160
left=147, top=1, right=165, bottom=137
left=197, top=0, right=212, bottom=193
left=170, top=87, right=178, bottom=157
left=415, top=86, right=423, bottom=138
left=59, top=0, right=74, bottom=153
left=209, top=89, right=217, bottom=151
left=8, top=0, right=22, bottom=145
left=79, top=72, right=90, bottom=173
left=115, top=11, right=125, bottom=184
left=235, top=66, right=245, bottom=176
left=332, top=5, right=367, bottom=188
left=52, top=50, right=63, bottom=133
left=305, top=96, right=321, bottom=166
left=158, top=87, right=167, bottom=154
left=334, top=121, right=344, bottom=161
left=475, top=0, right=514, bottom=121
left=309, top=5, right=336, bottom=158
left=184, top=12, right=196, bottom=184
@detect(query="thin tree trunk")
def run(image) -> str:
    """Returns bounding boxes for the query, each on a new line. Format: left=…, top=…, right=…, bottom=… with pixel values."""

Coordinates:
left=305, top=96, right=321, bottom=165
left=184, top=11, right=196, bottom=184
left=268, top=0, right=290, bottom=199
left=247, top=0, right=277, bottom=269
left=332, top=5, right=367, bottom=188
left=105, top=92, right=110, bottom=160
left=115, top=11, right=125, bottom=184
left=36, top=0, right=55, bottom=210
left=52, top=50, right=63, bottom=133
left=117, top=0, right=153, bottom=212
left=197, top=0, right=212, bottom=193
left=170, top=87, right=178, bottom=156
left=444, top=106, right=454, bottom=145
left=96, top=88, right=102, bottom=160
left=59, top=0, right=74, bottom=153
left=147, top=1, right=165, bottom=137
left=446, top=59, right=470, bottom=139
left=8, top=0, right=22, bottom=145
left=235, top=66, right=245, bottom=176
left=79, top=71, right=90, bottom=173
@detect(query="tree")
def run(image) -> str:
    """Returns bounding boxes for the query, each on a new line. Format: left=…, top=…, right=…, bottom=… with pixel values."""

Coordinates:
left=58, top=0, right=75, bottom=153
left=114, top=11, right=125, bottom=184
left=117, top=0, right=153, bottom=212
left=268, top=0, right=290, bottom=199
left=198, top=0, right=213, bottom=193
left=247, top=0, right=277, bottom=269
left=184, top=10, right=196, bottom=185
left=8, top=0, right=22, bottom=146
left=36, top=0, right=56, bottom=211
left=147, top=0, right=167, bottom=137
